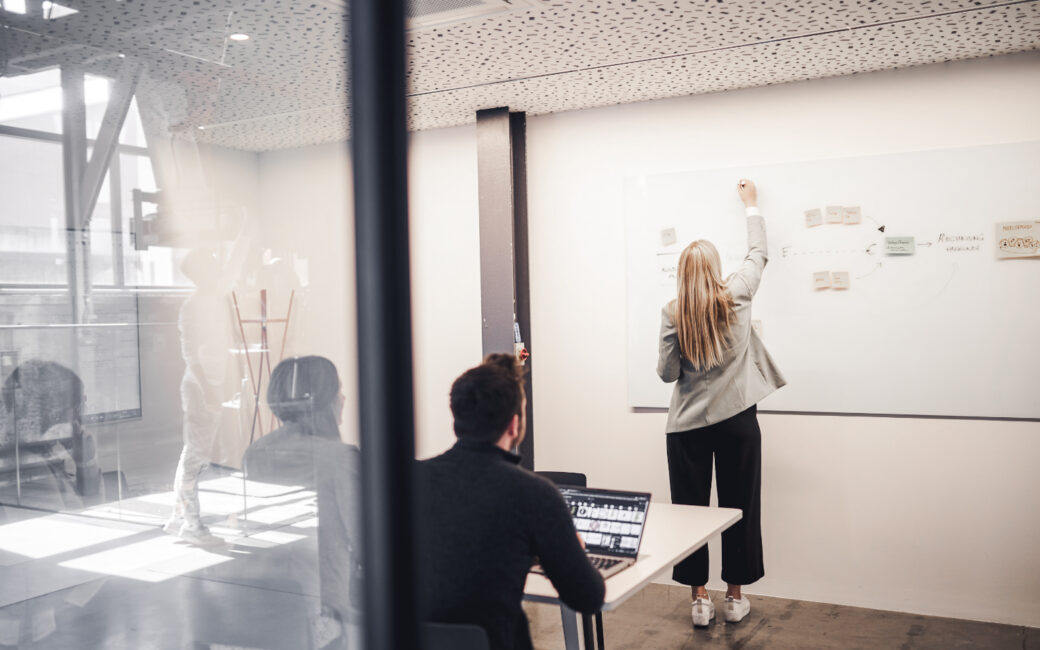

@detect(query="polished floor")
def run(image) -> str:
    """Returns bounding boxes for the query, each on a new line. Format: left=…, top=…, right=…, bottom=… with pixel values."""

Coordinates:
left=525, top=584, right=1039, bottom=650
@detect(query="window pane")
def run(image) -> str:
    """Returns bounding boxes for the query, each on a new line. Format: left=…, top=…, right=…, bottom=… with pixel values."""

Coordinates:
left=119, top=153, right=189, bottom=287
left=84, top=74, right=111, bottom=143
left=0, top=135, right=66, bottom=284
left=120, top=97, right=148, bottom=148
left=0, top=68, right=62, bottom=133
left=89, top=172, right=115, bottom=286
left=0, top=69, right=109, bottom=140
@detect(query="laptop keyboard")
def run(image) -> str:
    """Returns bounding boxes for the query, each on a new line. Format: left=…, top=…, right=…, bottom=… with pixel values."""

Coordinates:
left=589, top=556, right=623, bottom=571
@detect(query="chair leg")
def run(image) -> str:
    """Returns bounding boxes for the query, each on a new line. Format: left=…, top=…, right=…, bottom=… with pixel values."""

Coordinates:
left=595, top=612, right=605, bottom=649
left=582, top=614, right=595, bottom=650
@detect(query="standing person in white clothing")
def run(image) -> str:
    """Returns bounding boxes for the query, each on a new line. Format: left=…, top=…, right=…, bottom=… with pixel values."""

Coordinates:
left=164, top=221, right=250, bottom=544
left=657, top=179, right=785, bottom=628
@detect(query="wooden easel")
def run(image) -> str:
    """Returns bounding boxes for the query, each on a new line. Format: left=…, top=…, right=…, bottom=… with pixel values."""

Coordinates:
left=232, top=289, right=295, bottom=444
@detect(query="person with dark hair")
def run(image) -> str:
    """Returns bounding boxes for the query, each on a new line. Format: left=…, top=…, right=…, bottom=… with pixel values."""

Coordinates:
left=242, top=355, right=360, bottom=648
left=418, top=353, right=605, bottom=650
left=0, top=360, right=101, bottom=510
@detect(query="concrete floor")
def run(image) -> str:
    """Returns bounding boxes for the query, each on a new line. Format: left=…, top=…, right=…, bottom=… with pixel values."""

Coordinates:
left=525, top=584, right=1039, bottom=650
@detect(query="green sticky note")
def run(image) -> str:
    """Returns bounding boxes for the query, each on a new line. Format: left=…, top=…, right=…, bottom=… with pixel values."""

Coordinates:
left=885, top=237, right=915, bottom=255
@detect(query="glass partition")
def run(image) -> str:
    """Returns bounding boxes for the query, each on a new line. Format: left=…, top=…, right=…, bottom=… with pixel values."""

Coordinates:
left=0, top=2, right=361, bottom=647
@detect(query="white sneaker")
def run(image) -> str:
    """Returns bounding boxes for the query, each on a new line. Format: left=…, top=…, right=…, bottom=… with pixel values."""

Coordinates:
left=723, top=595, right=750, bottom=623
left=167, top=522, right=224, bottom=547
left=691, top=596, right=715, bottom=627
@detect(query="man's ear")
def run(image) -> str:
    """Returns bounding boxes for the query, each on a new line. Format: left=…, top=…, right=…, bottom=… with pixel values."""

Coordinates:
left=497, top=414, right=520, bottom=449
left=504, top=414, right=520, bottom=442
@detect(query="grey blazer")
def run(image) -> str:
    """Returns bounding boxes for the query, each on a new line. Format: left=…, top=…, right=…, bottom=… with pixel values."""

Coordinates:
left=657, top=212, right=786, bottom=433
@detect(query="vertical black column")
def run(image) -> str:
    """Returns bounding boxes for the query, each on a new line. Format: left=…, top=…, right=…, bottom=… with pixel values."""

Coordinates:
left=349, top=1, right=419, bottom=649
left=509, top=113, right=534, bottom=467
left=476, top=108, right=534, bottom=469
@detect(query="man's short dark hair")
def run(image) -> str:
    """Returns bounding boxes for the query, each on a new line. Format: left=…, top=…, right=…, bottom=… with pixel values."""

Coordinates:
left=449, top=353, right=524, bottom=443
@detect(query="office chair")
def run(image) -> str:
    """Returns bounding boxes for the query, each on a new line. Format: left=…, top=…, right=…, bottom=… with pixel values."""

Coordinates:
left=535, top=470, right=606, bottom=650
left=421, top=622, right=490, bottom=650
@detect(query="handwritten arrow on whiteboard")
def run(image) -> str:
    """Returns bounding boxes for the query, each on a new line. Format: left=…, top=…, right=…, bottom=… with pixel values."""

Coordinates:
left=917, top=242, right=933, bottom=247
left=856, top=263, right=882, bottom=279
left=782, top=247, right=873, bottom=257
left=866, top=243, right=878, bottom=255
left=865, top=214, right=890, bottom=231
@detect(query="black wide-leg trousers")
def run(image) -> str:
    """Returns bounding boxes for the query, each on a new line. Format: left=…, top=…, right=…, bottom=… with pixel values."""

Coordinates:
left=666, top=404, right=764, bottom=587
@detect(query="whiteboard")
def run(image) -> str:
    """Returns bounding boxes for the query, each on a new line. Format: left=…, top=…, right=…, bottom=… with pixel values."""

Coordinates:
left=625, top=141, right=1040, bottom=419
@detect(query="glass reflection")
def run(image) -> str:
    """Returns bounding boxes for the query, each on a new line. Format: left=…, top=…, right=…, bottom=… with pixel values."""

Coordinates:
left=243, top=356, right=361, bottom=648
left=1, top=0, right=358, bottom=646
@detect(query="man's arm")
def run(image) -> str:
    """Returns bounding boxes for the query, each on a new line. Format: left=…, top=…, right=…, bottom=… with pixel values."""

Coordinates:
left=529, top=480, right=606, bottom=613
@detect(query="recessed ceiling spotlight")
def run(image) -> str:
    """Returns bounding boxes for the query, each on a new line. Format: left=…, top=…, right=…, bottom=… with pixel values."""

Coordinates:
left=228, top=33, right=250, bottom=42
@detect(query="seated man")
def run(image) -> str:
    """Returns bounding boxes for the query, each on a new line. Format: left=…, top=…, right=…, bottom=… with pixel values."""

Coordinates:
left=418, top=354, right=605, bottom=650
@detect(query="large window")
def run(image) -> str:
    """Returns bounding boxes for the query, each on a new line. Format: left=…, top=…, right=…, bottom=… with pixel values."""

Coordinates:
left=0, top=70, right=188, bottom=288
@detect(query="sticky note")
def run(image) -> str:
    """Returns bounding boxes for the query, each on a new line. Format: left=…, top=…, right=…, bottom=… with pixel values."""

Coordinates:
left=885, top=237, right=915, bottom=255
left=813, top=271, right=832, bottom=289
left=996, top=221, right=1040, bottom=259
left=832, top=271, right=850, bottom=290
left=825, top=206, right=844, bottom=224
left=805, top=208, right=823, bottom=228
left=660, top=227, right=677, bottom=247
left=843, top=206, right=862, bottom=225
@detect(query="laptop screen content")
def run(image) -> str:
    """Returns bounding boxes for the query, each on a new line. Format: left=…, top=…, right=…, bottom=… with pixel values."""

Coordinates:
left=559, top=487, right=651, bottom=558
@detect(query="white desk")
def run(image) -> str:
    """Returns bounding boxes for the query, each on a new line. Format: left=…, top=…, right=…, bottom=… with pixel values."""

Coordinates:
left=524, top=502, right=741, bottom=650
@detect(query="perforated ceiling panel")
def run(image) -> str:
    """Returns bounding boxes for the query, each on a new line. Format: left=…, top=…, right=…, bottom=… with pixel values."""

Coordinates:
left=1, top=0, right=1037, bottom=150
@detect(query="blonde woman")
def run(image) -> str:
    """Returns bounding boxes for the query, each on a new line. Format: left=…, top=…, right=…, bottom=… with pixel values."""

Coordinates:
left=657, top=178, right=785, bottom=628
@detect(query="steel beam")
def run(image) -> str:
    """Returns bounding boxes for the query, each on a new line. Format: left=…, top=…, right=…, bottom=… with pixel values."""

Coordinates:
left=61, top=64, right=88, bottom=324
left=79, top=59, right=141, bottom=228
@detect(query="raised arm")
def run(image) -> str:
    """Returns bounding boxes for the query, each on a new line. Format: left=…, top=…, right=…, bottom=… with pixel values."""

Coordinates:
left=734, top=179, right=768, bottom=298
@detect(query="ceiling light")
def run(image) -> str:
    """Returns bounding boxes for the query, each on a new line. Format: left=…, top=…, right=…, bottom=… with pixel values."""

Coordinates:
left=228, top=33, right=250, bottom=42
left=3, top=0, right=27, bottom=14
left=42, top=1, right=78, bottom=19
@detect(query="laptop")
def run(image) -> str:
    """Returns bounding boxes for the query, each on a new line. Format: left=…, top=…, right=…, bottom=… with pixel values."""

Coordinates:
left=532, top=486, right=652, bottom=579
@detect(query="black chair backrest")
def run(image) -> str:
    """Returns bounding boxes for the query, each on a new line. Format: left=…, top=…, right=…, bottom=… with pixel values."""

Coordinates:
left=536, top=471, right=587, bottom=488
left=422, top=622, right=490, bottom=650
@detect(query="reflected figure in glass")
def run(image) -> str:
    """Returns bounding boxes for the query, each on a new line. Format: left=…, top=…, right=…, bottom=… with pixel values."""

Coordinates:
left=0, top=360, right=101, bottom=512
left=165, top=222, right=249, bottom=545
left=243, top=355, right=361, bottom=648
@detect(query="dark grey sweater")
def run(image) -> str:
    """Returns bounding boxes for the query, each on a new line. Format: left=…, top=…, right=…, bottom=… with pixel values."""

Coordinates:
left=418, top=439, right=605, bottom=650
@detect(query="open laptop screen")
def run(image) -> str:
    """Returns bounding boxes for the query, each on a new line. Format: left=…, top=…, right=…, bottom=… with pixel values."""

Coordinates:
left=559, top=487, right=651, bottom=558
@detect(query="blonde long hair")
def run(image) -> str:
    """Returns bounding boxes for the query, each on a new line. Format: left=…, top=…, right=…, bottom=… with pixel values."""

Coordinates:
left=672, top=240, right=735, bottom=371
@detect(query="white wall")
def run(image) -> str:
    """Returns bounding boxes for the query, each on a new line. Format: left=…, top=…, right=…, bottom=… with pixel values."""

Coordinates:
left=256, top=142, right=359, bottom=444
left=523, top=51, right=1040, bottom=627
left=255, top=128, right=483, bottom=453
left=407, top=127, right=483, bottom=458
left=254, top=51, right=1040, bottom=627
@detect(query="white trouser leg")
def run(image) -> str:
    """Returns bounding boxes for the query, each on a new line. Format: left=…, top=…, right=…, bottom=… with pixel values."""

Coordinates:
left=171, top=376, right=219, bottom=529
